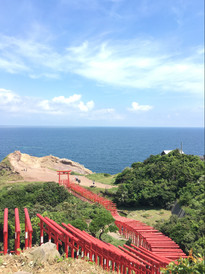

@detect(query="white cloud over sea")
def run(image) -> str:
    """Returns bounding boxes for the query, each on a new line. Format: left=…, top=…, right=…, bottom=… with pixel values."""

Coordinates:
left=0, top=89, right=94, bottom=114
left=128, top=102, right=153, bottom=112
left=0, top=88, right=122, bottom=121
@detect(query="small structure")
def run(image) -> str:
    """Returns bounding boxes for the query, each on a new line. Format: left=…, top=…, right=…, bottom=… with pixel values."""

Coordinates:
left=161, top=150, right=172, bottom=155
left=161, top=149, right=184, bottom=156
left=57, top=170, right=71, bottom=185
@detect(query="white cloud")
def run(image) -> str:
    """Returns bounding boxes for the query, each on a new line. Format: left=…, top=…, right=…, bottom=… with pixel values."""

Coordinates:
left=52, top=94, right=82, bottom=104
left=83, top=108, right=123, bottom=120
left=0, top=88, right=124, bottom=122
left=128, top=102, right=153, bottom=112
left=69, top=41, right=204, bottom=94
left=78, top=101, right=94, bottom=112
left=29, top=73, right=60, bottom=79
left=0, top=88, right=97, bottom=116
left=38, top=100, right=51, bottom=111
left=0, top=34, right=203, bottom=95
left=37, top=95, right=94, bottom=114
left=0, top=88, right=21, bottom=105
left=0, top=57, right=29, bottom=74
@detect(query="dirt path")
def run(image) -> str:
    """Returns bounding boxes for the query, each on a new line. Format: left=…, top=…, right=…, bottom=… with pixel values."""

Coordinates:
left=107, top=232, right=126, bottom=241
left=70, top=175, right=115, bottom=189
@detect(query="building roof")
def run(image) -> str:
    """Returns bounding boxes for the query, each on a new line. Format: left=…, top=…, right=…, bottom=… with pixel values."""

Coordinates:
left=161, top=150, right=172, bottom=155
left=161, top=150, right=184, bottom=155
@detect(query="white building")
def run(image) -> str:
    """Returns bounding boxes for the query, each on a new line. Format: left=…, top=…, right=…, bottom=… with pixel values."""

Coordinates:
left=161, top=149, right=184, bottom=156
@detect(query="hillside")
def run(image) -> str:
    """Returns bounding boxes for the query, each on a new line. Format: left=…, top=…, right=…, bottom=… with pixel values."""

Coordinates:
left=113, top=149, right=205, bottom=254
left=0, top=149, right=204, bottom=265
left=0, top=151, right=116, bottom=189
left=114, top=149, right=204, bottom=208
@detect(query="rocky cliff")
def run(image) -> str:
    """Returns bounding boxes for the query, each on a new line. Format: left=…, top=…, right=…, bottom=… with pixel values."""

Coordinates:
left=0, top=151, right=92, bottom=183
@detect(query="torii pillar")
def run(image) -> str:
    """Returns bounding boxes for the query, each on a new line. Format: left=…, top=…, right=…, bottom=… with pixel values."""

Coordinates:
left=57, top=170, right=71, bottom=187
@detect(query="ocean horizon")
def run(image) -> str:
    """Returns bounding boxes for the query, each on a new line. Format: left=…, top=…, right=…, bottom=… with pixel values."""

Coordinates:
left=0, top=126, right=204, bottom=174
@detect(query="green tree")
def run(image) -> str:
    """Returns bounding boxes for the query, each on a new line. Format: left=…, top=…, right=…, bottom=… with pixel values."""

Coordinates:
left=70, top=219, right=88, bottom=231
left=89, top=208, right=117, bottom=240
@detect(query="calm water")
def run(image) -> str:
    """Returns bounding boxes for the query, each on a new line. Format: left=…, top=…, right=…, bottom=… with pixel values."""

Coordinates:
left=0, top=127, right=204, bottom=174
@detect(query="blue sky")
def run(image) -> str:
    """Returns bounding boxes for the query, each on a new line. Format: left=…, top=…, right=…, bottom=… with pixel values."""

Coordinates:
left=0, top=0, right=204, bottom=127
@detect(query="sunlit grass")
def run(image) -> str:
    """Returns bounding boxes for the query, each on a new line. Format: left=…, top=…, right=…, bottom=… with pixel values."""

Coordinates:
left=119, top=207, right=172, bottom=227
left=86, top=173, right=118, bottom=185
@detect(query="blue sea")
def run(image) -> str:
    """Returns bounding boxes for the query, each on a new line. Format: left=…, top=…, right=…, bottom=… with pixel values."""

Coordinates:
left=0, top=127, right=204, bottom=174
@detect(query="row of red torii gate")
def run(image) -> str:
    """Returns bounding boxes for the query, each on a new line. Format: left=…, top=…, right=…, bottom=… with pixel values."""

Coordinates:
left=0, top=170, right=187, bottom=274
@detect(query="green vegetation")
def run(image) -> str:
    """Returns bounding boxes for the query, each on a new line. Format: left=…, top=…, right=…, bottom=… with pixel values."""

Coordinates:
left=84, top=186, right=118, bottom=199
left=0, top=150, right=204, bottom=257
left=86, top=173, right=117, bottom=185
left=113, top=150, right=205, bottom=255
left=121, top=207, right=171, bottom=227
left=101, top=233, right=127, bottom=247
left=70, top=171, right=84, bottom=176
left=156, top=176, right=205, bottom=254
left=0, top=181, right=116, bottom=251
left=161, top=251, right=205, bottom=273
left=89, top=207, right=117, bottom=240
left=114, top=150, right=204, bottom=208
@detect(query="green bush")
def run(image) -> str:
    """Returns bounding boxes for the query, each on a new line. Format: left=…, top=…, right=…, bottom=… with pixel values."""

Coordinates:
left=161, top=251, right=205, bottom=273
left=114, top=150, right=204, bottom=208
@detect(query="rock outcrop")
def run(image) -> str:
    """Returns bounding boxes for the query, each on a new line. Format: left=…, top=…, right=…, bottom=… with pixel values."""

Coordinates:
left=28, top=242, right=60, bottom=264
left=7, top=151, right=92, bottom=176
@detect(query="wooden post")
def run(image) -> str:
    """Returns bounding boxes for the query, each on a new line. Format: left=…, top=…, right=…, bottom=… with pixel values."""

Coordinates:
left=40, top=219, right=44, bottom=245
left=3, top=208, right=8, bottom=255
left=15, top=208, right=21, bottom=255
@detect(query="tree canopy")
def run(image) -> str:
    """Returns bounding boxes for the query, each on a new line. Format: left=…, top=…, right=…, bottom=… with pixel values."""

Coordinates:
left=114, top=150, right=204, bottom=208
left=113, top=150, right=205, bottom=254
left=89, top=207, right=117, bottom=240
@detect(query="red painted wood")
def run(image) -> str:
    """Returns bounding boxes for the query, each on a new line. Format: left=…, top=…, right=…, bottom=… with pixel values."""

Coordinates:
left=3, top=208, right=8, bottom=255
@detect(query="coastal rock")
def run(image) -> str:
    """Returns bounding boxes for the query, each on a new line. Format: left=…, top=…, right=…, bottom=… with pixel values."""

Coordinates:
left=3, top=151, right=92, bottom=182
left=0, top=154, right=22, bottom=180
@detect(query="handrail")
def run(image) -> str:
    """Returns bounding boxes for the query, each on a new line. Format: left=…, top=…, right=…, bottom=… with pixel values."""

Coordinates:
left=36, top=214, right=62, bottom=236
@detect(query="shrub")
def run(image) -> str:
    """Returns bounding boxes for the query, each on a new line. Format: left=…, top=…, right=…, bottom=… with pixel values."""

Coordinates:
left=161, top=251, right=205, bottom=273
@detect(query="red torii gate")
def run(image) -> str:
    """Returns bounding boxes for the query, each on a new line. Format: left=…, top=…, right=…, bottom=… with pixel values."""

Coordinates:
left=57, top=170, right=71, bottom=187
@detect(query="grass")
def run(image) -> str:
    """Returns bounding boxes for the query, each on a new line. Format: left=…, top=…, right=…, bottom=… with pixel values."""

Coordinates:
left=86, top=173, right=118, bottom=185
left=83, top=186, right=105, bottom=195
left=0, top=180, right=46, bottom=191
left=70, top=171, right=85, bottom=176
left=83, top=186, right=117, bottom=202
left=101, top=233, right=127, bottom=247
left=118, top=206, right=172, bottom=227
left=47, top=167, right=58, bottom=171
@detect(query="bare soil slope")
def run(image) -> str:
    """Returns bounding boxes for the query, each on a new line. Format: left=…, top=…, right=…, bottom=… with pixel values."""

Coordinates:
left=5, top=151, right=115, bottom=189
